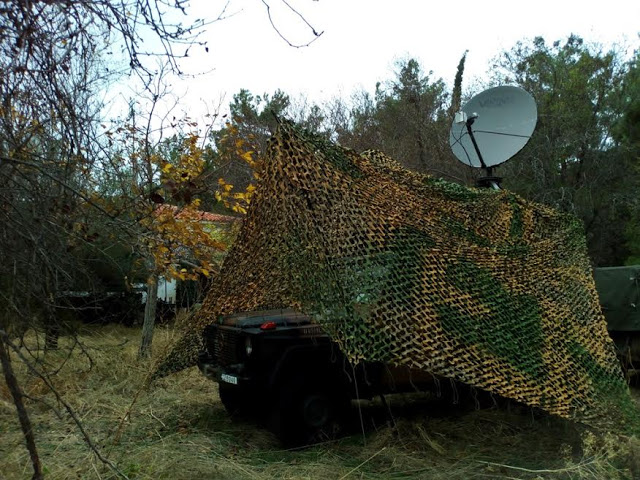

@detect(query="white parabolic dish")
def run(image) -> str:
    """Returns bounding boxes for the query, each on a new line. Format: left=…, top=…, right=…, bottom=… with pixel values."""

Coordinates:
left=449, top=86, right=537, bottom=168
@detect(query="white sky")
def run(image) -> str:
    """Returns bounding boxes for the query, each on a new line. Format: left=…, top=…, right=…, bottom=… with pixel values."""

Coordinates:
left=114, top=0, right=640, bottom=125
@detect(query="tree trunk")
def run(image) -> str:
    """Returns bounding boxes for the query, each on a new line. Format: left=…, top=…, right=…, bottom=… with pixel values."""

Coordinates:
left=0, top=333, right=43, bottom=480
left=138, top=275, right=158, bottom=359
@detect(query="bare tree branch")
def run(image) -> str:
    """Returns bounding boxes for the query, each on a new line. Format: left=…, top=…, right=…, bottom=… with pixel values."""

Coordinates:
left=260, top=0, right=323, bottom=48
left=0, top=333, right=43, bottom=480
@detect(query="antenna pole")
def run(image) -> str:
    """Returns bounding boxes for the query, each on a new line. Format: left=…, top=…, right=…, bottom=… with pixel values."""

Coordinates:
left=466, top=116, right=502, bottom=190
left=465, top=116, right=487, bottom=169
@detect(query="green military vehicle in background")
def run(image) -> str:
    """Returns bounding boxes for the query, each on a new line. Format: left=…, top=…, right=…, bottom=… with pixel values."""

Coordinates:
left=595, top=265, right=640, bottom=378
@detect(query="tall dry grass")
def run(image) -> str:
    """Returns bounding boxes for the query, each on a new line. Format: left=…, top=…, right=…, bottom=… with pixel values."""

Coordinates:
left=1, top=324, right=639, bottom=479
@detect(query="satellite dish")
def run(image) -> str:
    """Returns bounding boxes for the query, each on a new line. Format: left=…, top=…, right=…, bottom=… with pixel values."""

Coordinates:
left=449, top=86, right=537, bottom=189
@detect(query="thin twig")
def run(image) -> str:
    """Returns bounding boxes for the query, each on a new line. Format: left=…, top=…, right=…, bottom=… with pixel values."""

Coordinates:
left=20, top=393, right=64, bottom=420
left=111, top=376, right=149, bottom=446
left=479, top=459, right=598, bottom=474
left=260, top=0, right=323, bottom=48
left=339, top=447, right=386, bottom=479
left=148, top=407, right=166, bottom=428
left=91, top=456, right=103, bottom=480
left=0, top=155, right=117, bottom=220
left=280, top=0, right=321, bottom=35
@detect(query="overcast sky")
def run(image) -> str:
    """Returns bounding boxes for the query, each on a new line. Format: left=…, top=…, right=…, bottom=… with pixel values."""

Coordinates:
left=113, top=0, right=640, bottom=125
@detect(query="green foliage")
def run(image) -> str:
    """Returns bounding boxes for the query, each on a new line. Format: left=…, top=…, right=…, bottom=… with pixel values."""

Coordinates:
left=203, top=89, right=328, bottom=213
left=338, top=58, right=453, bottom=174
left=625, top=218, right=640, bottom=266
left=493, top=35, right=639, bottom=266
left=450, top=50, right=468, bottom=116
left=228, top=89, right=291, bottom=140
left=613, top=51, right=640, bottom=265
left=613, top=51, right=640, bottom=149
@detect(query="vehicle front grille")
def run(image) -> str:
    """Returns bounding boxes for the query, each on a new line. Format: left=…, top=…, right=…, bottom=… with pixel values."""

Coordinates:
left=204, top=325, right=240, bottom=366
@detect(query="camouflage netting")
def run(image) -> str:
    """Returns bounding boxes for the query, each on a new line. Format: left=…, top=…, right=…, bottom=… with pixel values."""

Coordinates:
left=156, top=122, right=638, bottom=431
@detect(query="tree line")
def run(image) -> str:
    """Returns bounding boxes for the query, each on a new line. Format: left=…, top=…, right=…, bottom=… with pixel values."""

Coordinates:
left=213, top=37, right=639, bottom=268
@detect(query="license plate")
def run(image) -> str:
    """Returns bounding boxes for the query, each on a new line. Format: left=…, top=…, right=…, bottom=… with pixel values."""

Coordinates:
left=220, top=373, right=238, bottom=385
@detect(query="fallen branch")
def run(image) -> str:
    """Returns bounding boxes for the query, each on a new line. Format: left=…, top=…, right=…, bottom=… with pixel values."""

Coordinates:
left=0, top=334, right=43, bottom=480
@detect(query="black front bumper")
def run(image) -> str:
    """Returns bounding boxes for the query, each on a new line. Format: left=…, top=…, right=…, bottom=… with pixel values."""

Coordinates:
left=197, top=352, right=252, bottom=388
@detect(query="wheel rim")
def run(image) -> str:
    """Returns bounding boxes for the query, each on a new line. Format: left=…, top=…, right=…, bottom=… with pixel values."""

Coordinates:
left=302, top=393, right=330, bottom=428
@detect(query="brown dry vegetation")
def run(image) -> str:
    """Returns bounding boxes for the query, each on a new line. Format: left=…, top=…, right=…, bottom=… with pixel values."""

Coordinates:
left=1, top=325, right=640, bottom=480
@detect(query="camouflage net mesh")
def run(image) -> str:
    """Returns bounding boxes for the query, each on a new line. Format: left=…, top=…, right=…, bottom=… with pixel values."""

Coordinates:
left=156, top=122, right=638, bottom=431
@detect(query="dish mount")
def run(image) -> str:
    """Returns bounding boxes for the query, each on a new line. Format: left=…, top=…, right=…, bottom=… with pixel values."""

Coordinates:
left=449, top=86, right=537, bottom=189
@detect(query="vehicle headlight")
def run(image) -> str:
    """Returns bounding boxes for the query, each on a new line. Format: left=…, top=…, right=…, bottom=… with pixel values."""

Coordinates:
left=244, top=337, right=253, bottom=357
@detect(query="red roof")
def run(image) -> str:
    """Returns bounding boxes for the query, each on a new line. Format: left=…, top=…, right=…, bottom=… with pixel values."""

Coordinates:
left=155, top=204, right=240, bottom=223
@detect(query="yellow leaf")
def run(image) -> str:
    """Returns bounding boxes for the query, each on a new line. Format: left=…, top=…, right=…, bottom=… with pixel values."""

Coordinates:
left=232, top=204, right=247, bottom=214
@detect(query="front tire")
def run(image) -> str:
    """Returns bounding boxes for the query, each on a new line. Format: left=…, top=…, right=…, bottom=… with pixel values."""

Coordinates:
left=219, top=383, right=253, bottom=417
left=270, top=375, right=349, bottom=446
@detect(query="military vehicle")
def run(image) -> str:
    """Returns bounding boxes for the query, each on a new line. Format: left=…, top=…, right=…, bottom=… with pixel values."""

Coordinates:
left=196, top=262, right=639, bottom=444
left=594, top=265, right=640, bottom=377
left=197, top=308, right=439, bottom=445
left=192, top=89, right=633, bottom=444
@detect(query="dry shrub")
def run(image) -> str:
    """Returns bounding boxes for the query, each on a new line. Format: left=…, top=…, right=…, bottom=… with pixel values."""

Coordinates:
left=573, top=431, right=640, bottom=479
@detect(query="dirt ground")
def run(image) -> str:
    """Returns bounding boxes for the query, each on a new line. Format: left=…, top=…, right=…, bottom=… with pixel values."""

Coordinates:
left=1, top=325, right=640, bottom=480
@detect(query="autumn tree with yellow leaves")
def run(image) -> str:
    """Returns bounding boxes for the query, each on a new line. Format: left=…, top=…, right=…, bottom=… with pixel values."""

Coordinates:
left=94, top=116, right=233, bottom=358
left=139, top=134, right=230, bottom=359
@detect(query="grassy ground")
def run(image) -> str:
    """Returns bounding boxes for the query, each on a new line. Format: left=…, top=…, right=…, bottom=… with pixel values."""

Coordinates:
left=1, top=324, right=640, bottom=480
